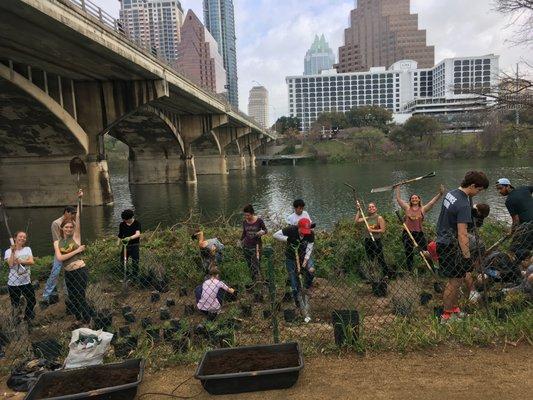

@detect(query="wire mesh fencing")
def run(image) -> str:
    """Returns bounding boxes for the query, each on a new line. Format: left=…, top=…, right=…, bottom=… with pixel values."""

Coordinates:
left=0, top=218, right=531, bottom=373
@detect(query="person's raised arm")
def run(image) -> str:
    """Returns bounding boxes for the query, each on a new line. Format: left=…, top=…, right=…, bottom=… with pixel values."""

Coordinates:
left=395, top=186, right=409, bottom=211
left=6, top=249, right=17, bottom=268
left=258, top=219, right=268, bottom=236
left=423, top=185, right=445, bottom=213
left=354, top=209, right=364, bottom=224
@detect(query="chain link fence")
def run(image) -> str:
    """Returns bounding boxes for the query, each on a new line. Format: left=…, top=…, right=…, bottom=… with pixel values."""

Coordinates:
left=0, top=215, right=531, bottom=376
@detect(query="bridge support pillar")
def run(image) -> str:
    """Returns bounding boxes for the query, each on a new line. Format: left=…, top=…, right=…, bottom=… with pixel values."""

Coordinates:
left=0, top=155, right=112, bottom=207
left=129, top=152, right=194, bottom=184
left=244, top=153, right=256, bottom=168
left=194, top=154, right=229, bottom=175
left=226, top=154, right=246, bottom=170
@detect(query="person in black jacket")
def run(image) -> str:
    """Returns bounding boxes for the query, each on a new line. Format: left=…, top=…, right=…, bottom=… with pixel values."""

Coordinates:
left=118, top=209, right=141, bottom=281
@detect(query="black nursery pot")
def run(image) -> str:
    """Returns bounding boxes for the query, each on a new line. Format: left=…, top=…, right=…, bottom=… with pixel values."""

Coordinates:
left=141, top=318, right=153, bottom=329
left=254, top=293, right=264, bottom=303
left=262, top=309, right=272, bottom=319
left=160, top=308, right=171, bottom=321
left=150, top=291, right=161, bottom=303
left=166, top=298, right=176, bottom=307
left=147, top=327, right=161, bottom=342
left=93, top=312, right=113, bottom=331
left=118, top=325, right=131, bottom=337
left=170, top=319, right=181, bottom=329
left=163, top=327, right=179, bottom=341
left=240, top=303, right=252, bottom=318
left=123, top=312, right=136, bottom=324
left=420, top=292, right=433, bottom=306
left=332, top=310, right=359, bottom=347
left=371, top=281, right=388, bottom=297
left=283, top=309, right=296, bottom=323
left=171, top=336, right=189, bottom=353
left=121, top=306, right=132, bottom=316
left=0, top=286, right=8, bottom=296
left=32, top=280, right=40, bottom=290
left=179, top=287, right=188, bottom=297
left=282, top=291, right=293, bottom=303
left=433, top=282, right=445, bottom=294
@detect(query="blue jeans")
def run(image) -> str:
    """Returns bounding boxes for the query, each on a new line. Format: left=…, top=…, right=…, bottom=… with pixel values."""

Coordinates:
left=42, top=257, right=63, bottom=300
left=286, top=258, right=316, bottom=306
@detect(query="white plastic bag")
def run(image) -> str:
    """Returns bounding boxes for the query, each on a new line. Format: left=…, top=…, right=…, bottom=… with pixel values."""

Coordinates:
left=64, top=328, right=113, bottom=369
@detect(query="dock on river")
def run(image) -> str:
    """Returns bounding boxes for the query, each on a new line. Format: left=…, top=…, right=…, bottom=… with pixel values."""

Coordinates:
left=256, top=154, right=314, bottom=166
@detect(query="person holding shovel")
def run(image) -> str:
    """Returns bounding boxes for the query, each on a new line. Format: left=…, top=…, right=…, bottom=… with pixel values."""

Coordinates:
left=117, top=209, right=141, bottom=283
left=273, top=218, right=315, bottom=320
left=240, top=204, right=267, bottom=282
left=4, top=231, right=35, bottom=323
left=54, top=191, right=92, bottom=325
left=395, top=185, right=444, bottom=271
left=355, top=203, right=389, bottom=278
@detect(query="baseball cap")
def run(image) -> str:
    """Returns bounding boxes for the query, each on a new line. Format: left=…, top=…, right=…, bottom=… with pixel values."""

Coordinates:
left=298, top=218, right=312, bottom=235
left=496, top=178, right=513, bottom=188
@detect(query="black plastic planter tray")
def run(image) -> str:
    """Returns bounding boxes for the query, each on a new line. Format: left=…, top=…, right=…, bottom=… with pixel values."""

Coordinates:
left=195, top=342, right=303, bottom=395
left=24, top=359, right=145, bottom=400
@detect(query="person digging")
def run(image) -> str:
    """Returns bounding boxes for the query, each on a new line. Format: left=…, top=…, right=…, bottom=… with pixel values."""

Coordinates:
left=273, top=218, right=315, bottom=323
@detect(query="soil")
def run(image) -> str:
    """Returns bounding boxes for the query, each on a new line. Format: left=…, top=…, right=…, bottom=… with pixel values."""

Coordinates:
left=137, top=345, right=533, bottom=400
left=37, top=367, right=138, bottom=397
left=200, top=347, right=300, bottom=375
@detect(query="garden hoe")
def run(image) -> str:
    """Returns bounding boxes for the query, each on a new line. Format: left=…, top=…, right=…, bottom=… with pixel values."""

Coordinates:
left=395, top=211, right=435, bottom=274
left=370, top=171, right=436, bottom=193
left=69, top=156, right=87, bottom=211
left=344, top=183, right=375, bottom=242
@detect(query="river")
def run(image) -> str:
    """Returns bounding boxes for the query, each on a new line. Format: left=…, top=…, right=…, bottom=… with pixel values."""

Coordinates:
left=2, top=158, right=531, bottom=255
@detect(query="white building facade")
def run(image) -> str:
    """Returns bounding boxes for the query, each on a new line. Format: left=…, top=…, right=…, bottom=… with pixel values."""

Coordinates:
left=287, top=54, right=499, bottom=131
left=248, top=86, right=269, bottom=128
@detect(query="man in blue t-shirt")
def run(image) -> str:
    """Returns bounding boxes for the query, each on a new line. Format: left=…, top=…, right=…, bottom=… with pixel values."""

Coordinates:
left=436, top=171, right=489, bottom=323
left=496, top=178, right=533, bottom=253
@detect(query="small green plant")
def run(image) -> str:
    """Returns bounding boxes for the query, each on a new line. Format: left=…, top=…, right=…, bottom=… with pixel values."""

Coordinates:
left=390, top=277, right=420, bottom=317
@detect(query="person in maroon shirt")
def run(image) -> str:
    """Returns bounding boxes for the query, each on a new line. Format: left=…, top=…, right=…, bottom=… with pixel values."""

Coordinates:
left=395, top=185, right=444, bottom=271
left=240, top=204, right=267, bottom=282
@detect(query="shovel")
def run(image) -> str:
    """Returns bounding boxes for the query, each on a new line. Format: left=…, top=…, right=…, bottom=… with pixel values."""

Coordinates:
left=70, top=157, right=87, bottom=211
left=371, top=172, right=436, bottom=193
left=344, top=183, right=375, bottom=242
left=395, top=211, right=434, bottom=274
left=295, top=248, right=311, bottom=322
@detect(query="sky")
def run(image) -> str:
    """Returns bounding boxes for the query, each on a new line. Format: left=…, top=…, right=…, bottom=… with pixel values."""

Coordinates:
left=92, top=0, right=531, bottom=125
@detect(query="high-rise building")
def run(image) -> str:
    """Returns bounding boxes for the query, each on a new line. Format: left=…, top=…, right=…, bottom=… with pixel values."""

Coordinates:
left=177, top=10, right=227, bottom=94
left=304, top=34, right=336, bottom=76
left=248, top=86, right=269, bottom=128
left=203, top=0, right=239, bottom=108
left=119, top=0, right=184, bottom=63
left=287, top=55, right=499, bottom=131
left=335, top=0, right=434, bottom=73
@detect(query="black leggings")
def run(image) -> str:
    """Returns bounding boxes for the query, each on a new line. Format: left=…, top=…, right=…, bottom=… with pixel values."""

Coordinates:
left=364, top=238, right=390, bottom=277
left=402, top=230, right=428, bottom=271
left=65, top=267, right=92, bottom=323
left=243, top=246, right=261, bottom=282
left=8, top=284, right=35, bottom=320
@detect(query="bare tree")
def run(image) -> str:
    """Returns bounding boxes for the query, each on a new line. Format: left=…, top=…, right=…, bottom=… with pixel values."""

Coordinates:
left=493, top=0, right=533, bottom=45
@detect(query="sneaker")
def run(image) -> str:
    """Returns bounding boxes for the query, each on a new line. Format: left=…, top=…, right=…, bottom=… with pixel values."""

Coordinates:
left=440, top=312, right=460, bottom=324
left=304, top=316, right=311, bottom=323
left=451, top=307, right=467, bottom=319
left=468, top=290, right=481, bottom=303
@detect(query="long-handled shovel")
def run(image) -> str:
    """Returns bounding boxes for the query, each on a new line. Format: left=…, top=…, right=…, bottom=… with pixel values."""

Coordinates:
left=0, top=199, right=14, bottom=246
left=371, top=172, right=436, bottom=193
left=344, top=183, right=375, bottom=242
left=395, top=211, right=435, bottom=274
left=484, top=233, right=512, bottom=255
left=295, top=249, right=311, bottom=322
left=70, top=157, right=87, bottom=211
left=122, top=244, right=128, bottom=295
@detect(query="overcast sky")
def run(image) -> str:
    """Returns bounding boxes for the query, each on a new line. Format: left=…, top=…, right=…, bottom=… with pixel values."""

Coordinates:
left=92, top=0, right=531, bottom=124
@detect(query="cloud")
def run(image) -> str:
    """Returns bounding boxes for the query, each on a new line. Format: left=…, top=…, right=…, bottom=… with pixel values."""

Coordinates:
left=85, top=0, right=532, bottom=125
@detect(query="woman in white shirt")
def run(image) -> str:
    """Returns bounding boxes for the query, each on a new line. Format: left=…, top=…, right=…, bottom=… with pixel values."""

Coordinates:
left=4, top=231, right=35, bottom=321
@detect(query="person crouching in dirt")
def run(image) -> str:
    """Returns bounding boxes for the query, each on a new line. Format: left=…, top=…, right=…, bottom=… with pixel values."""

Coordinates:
left=4, top=231, right=36, bottom=323
left=503, top=250, right=533, bottom=297
left=355, top=202, right=391, bottom=278
left=117, top=209, right=141, bottom=283
left=273, top=218, right=315, bottom=307
left=240, top=204, right=267, bottom=282
left=54, top=194, right=92, bottom=325
left=191, top=230, right=225, bottom=273
left=195, top=265, right=235, bottom=316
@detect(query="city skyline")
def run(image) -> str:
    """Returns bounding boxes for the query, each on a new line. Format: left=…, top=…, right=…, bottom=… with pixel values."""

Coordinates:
left=95, top=0, right=529, bottom=126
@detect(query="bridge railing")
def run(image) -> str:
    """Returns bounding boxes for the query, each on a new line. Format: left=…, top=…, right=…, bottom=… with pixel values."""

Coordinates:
left=63, top=0, right=273, bottom=137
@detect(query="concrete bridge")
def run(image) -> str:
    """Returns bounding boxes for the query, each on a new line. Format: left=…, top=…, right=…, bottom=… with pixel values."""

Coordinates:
left=0, top=0, right=275, bottom=207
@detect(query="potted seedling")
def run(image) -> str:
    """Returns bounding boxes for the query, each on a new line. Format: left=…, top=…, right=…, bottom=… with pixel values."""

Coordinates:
left=123, top=312, right=136, bottom=324
left=283, top=309, right=296, bottom=323
left=390, top=277, right=419, bottom=317
left=141, top=317, right=153, bottom=329
left=332, top=309, right=359, bottom=347
left=113, top=335, right=138, bottom=358
left=121, top=306, right=132, bottom=316
left=170, top=320, right=190, bottom=353
left=282, top=291, right=293, bottom=303
left=420, top=292, right=433, bottom=306
left=93, top=310, right=113, bottom=331
left=118, top=325, right=131, bottom=337
left=146, top=325, right=161, bottom=342
left=216, top=327, right=235, bottom=348
left=166, top=298, right=176, bottom=307
left=160, top=307, right=171, bottom=321
left=184, top=304, right=195, bottom=317
left=362, top=260, right=388, bottom=298
left=150, top=291, right=161, bottom=303
left=239, top=302, right=252, bottom=318
left=262, top=309, right=271, bottom=319
left=179, top=286, right=188, bottom=297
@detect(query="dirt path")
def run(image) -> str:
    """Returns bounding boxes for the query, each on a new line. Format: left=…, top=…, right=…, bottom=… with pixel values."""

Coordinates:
left=1, top=345, right=530, bottom=399
left=139, top=345, right=532, bottom=400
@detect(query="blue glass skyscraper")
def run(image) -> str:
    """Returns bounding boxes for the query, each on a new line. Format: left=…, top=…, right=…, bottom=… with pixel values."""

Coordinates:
left=203, top=0, right=238, bottom=108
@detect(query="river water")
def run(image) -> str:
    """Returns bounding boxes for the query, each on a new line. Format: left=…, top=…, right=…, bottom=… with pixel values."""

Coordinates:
left=2, top=158, right=531, bottom=255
